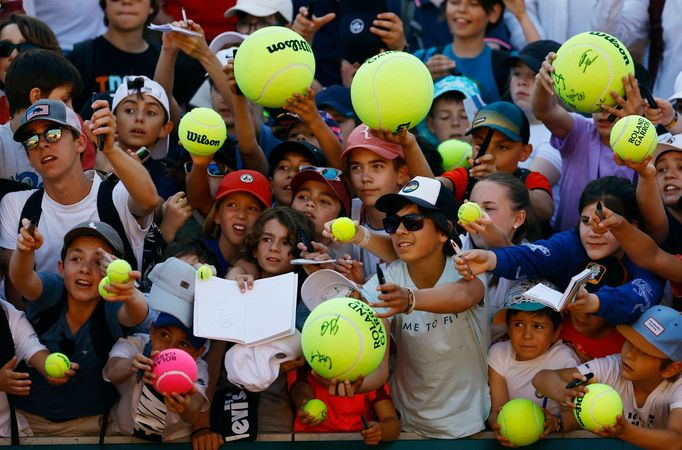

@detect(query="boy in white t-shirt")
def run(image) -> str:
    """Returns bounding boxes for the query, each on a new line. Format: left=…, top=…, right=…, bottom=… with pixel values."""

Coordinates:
left=103, top=257, right=209, bottom=442
left=487, top=281, right=580, bottom=445
left=533, top=305, right=682, bottom=449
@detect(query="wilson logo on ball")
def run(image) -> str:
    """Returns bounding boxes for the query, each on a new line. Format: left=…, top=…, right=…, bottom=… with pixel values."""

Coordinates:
left=184, top=131, right=221, bottom=147
left=266, top=39, right=312, bottom=54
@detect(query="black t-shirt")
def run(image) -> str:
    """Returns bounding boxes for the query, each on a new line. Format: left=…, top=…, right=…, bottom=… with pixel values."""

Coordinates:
left=662, top=208, right=682, bottom=255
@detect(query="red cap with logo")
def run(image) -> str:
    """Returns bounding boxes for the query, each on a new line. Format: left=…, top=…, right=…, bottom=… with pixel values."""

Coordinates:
left=215, top=170, right=271, bottom=207
left=341, top=124, right=405, bottom=160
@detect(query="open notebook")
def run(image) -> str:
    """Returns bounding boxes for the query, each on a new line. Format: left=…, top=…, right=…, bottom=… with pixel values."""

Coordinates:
left=522, top=267, right=598, bottom=312
left=193, top=272, right=298, bottom=346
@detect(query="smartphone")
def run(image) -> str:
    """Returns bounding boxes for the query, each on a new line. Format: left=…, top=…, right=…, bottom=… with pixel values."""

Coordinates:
left=640, top=83, right=658, bottom=110
left=361, top=415, right=369, bottom=430
left=566, top=372, right=594, bottom=389
left=595, top=201, right=604, bottom=221
left=298, top=228, right=314, bottom=253
left=26, top=219, right=36, bottom=237
left=135, top=147, right=151, bottom=164
left=376, top=263, right=387, bottom=294
left=90, top=92, right=105, bottom=151
left=464, top=128, right=494, bottom=198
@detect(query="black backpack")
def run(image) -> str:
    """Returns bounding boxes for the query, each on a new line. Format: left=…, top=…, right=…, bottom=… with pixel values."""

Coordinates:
left=0, top=303, right=19, bottom=445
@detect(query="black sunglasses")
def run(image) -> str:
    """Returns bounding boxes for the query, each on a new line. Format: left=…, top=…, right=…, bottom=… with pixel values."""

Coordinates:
left=383, top=213, right=428, bottom=234
left=0, top=40, right=41, bottom=57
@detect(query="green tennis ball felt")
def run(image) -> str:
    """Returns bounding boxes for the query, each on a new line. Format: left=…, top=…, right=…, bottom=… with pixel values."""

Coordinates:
left=458, top=202, right=483, bottom=225
left=45, top=352, right=71, bottom=378
left=197, top=264, right=213, bottom=280
left=351, top=51, right=433, bottom=133
left=552, top=31, right=635, bottom=113
left=497, top=398, right=544, bottom=446
left=99, top=276, right=114, bottom=298
left=573, top=383, right=623, bottom=432
left=302, top=297, right=387, bottom=382
left=234, top=26, right=315, bottom=108
left=178, top=107, right=227, bottom=156
left=106, top=259, right=131, bottom=284
left=609, top=115, right=657, bottom=162
left=331, top=217, right=356, bottom=242
left=438, top=139, right=473, bottom=170
left=303, top=399, right=328, bottom=422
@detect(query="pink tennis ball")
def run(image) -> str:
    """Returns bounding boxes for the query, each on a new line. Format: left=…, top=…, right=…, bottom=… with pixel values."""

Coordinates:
left=152, top=348, right=198, bottom=395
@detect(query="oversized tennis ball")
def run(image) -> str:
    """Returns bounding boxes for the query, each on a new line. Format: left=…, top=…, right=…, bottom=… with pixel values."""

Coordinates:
left=458, top=202, right=483, bottom=225
left=351, top=51, right=434, bottom=133
left=152, top=348, right=198, bottom=395
left=197, top=264, right=212, bottom=280
left=438, top=139, right=473, bottom=170
left=106, top=259, right=131, bottom=284
left=551, top=31, right=635, bottom=113
left=609, top=115, right=657, bottom=162
left=331, top=217, right=356, bottom=242
left=573, top=383, right=623, bottom=432
left=497, top=398, right=544, bottom=446
left=234, top=26, right=315, bottom=108
left=99, top=276, right=114, bottom=298
left=302, top=297, right=387, bottom=381
left=303, top=399, right=328, bottom=422
left=178, top=107, right=227, bottom=156
left=45, top=352, right=71, bottom=378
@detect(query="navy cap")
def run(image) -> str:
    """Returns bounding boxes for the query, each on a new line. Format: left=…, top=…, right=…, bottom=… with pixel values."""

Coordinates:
left=316, top=85, right=355, bottom=118
left=466, top=101, right=530, bottom=144
left=504, top=40, right=561, bottom=74
left=267, top=141, right=328, bottom=176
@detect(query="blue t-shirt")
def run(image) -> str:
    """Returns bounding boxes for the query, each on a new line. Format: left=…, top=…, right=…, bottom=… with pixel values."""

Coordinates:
left=14, top=273, right=152, bottom=420
left=203, top=237, right=231, bottom=278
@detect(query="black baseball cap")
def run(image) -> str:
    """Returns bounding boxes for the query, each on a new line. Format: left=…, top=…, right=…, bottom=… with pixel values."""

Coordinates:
left=504, top=40, right=561, bottom=74
left=61, top=221, right=124, bottom=261
left=267, top=141, right=328, bottom=176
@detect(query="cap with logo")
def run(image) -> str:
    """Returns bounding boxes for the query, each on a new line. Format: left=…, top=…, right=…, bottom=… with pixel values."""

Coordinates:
left=224, top=0, right=293, bottom=23
left=433, top=75, right=482, bottom=101
left=111, top=76, right=170, bottom=160
left=466, top=101, right=530, bottom=144
left=653, top=132, right=682, bottom=163
left=492, top=279, right=559, bottom=325
left=341, top=124, right=404, bottom=160
left=300, top=269, right=361, bottom=311
left=61, top=220, right=125, bottom=260
left=290, top=167, right=352, bottom=216
left=272, top=110, right=342, bottom=142
left=215, top=169, right=272, bottom=207
left=376, top=176, right=458, bottom=219
left=14, top=99, right=82, bottom=142
left=616, top=306, right=681, bottom=361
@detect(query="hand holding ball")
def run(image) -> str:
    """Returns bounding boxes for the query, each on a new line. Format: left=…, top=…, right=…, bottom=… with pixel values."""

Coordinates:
left=573, top=383, right=623, bottom=432
left=331, top=217, right=356, bottom=242
left=609, top=115, right=657, bottom=162
left=179, top=108, right=227, bottom=156
left=197, top=264, right=213, bottom=280
left=99, top=277, right=115, bottom=298
left=438, top=139, right=473, bottom=170
left=45, top=352, right=71, bottom=378
left=302, top=399, right=328, bottom=423
left=497, top=398, right=544, bottom=446
left=458, top=202, right=483, bottom=225
left=107, top=259, right=131, bottom=284
left=152, top=349, right=198, bottom=395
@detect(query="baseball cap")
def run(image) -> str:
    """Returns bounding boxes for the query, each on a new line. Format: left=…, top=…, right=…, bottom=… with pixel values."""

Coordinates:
left=111, top=76, right=171, bottom=160
left=668, top=70, right=682, bottom=102
left=272, top=110, right=343, bottom=142
left=215, top=169, right=272, bottom=207
left=504, top=40, right=561, bottom=74
left=653, top=132, right=682, bottom=163
left=224, top=330, right=302, bottom=392
left=376, top=176, right=458, bottom=219
left=492, top=279, right=558, bottom=325
left=617, top=306, right=681, bottom=361
left=224, top=0, right=293, bottom=23
left=433, top=75, right=482, bottom=100
left=154, top=311, right=207, bottom=349
left=290, top=167, right=352, bottom=216
left=61, top=220, right=124, bottom=261
left=316, top=85, right=355, bottom=119
left=14, top=99, right=82, bottom=142
left=148, top=257, right=198, bottom=328
left=341, top=124, right=405, bottom=160
left=209, top=31, right=248, bottom=54
left=300, top=269, right=361, bottom=311
left=267, top=141, right=328, bottom=175
left=465, top=101, right=530, bottom=144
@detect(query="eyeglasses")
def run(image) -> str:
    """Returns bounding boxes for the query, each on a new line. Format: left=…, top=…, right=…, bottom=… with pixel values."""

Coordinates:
left=235, top=17, right=277, bottom=34
left=383, top=213, right=429, bottom=234
left=0, top=40, right=40, bottom=57
left=23, top=128, right=64, bottom=150
left=184, top=161, right=226, bottom=177
left=299, top=165, right=342, bottom=181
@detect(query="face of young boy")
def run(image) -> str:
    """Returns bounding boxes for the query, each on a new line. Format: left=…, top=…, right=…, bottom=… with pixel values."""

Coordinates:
left=655, top=152, right=682, bottom=209
left=349, top=148, right=408, bottom=208
left=115, top=94, right=170, bottom=151
left=389, top=203, right=447, bottom=264
left=287, top=123, right=320, bottom=148
left=619, top=339, right=666, bottom=382
left=291, top=180, right=342, bottom=238
left=471, top=127, right=531, bottom=174
left=105, top=0, right=154, bottom=31
left=271, top=151, right=313, bottom=206
left=579, top=202, right=622, bottom=260
left=256, top=218, right=295, bottom=277
left=510, top=63, right=535, bottom=113
left=215, top=192, right=264, bottom=247
left=150, top=325, right=203, bottom=358
left=445, top=0, right=502, bottom=39
left=428, top=98, right=471, bottom=143
left=58, top=236, right=111, bottom=303
left=507, top=310, right=560, bottom=361
left=24, top=119, right=86, bottom=180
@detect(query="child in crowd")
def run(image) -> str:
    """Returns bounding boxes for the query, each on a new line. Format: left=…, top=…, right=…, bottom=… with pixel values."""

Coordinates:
left=268, top=141, right=328, bottom=207
left=532, top=305, right=682, bottom=449
left=361, top=176, right=490, bottom=439
left=104, top=258, right=209, bottom=442
left=315, top=85, right=358, bottom=146
left=425, top=75, right=481, bottom=145
left=201, top=170, right=270, bottom=277
left=487, top=281, right=580, bottom=445
left=8, top=220, right=150, bottom=436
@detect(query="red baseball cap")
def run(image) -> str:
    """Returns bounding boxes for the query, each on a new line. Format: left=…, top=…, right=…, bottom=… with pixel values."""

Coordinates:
left=341, top=124, right=404, bottom=160
left=290, top=168, right=352, bottom=216
left=215, top=170, right=271, bottom=207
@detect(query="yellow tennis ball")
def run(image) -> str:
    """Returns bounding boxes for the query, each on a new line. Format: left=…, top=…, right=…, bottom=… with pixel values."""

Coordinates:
left=609, top=115, right=657, bottom=162
left=178, top=107, right=227, bottom=156
left=234, top=26, right=315, bottom=108
left=45, top=352, right=71, bottom=378
left=197, top=264, right=212, bottom=281
left=331, top=217, right=356, bottom=242
left=574, top=383, right=623, bottom=432
left=497, top=398, right=544, bottom=446
left=107, top=259, right=131, bottom=284
left=351, top=51, right=434, bottom=133
left=458, top=202, right=483, bottom=225
left=99, top=276, right=114, bottom=298
left=438, top=139, right=473, bottom=170
left=552, top=31, right=635, bottom=113
left=302, top=297, right=387, bottom=382
left=303, top=399, right=328, bottom=423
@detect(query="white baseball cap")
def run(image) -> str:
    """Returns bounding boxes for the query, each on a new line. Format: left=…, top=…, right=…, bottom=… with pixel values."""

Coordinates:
left=224, top=0, right=293, bottom=23
left=667, top=70, right=682, bottom=102
left=300, top=269, right=361, bottom=311
left=654, top=132, right=682, bottom=162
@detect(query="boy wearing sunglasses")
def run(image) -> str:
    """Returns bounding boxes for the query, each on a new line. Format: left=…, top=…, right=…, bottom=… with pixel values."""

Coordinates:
left=360, top=176, right=490, bottom=439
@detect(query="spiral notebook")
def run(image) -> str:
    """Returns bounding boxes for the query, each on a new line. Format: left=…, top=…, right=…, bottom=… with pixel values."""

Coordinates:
left=522, top=267, right=598, bottom=312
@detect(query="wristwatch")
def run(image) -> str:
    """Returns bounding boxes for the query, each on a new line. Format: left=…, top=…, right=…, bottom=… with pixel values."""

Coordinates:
left=665, top=111, right=679, bottom=130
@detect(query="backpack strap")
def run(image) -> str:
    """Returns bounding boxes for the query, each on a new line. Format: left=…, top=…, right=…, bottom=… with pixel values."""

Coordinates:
left=96, top=178, right=138, bottom=271
left=0, top=305, right=20, bottom=445
left=17, top=188, right=44, bottom=234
